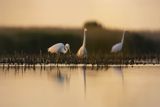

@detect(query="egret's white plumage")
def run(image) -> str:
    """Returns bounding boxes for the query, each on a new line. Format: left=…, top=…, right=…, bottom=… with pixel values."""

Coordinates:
left=77, top=28, right=87, bottom=58
left=111, top=31, right=125, bottom=53
left=48, top=43, right=70, bottom=54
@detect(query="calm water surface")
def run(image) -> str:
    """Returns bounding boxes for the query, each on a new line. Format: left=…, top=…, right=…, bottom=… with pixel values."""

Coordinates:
left=0, top=65, right=160, bottom=107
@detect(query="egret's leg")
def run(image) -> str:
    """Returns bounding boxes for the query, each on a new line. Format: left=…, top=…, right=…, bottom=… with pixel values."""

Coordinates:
left=56, top=54, right=60, bottom=67
left=57, top=65, right=60, bottom=76
left=121, top=52, right=124, bottom=65
left=83, top=57, right=87, bottom=65
left=113, top=53, right=115, bottom=64
left=122, top=52, right=124, bottom=65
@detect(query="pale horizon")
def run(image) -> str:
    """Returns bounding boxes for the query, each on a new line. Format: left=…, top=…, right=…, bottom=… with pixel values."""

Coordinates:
left=1, top=0, right=160, bottom=30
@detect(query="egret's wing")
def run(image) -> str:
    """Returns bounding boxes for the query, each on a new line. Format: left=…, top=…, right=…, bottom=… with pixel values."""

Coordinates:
left=48, top=43, right=64, bottom=53
left=76, top=46, right=87, bottom=58
left=111, top=43, right=122, bottom=53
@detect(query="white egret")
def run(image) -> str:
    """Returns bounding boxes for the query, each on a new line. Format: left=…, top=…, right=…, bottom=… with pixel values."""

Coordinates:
left=77, top=28, right=87, bottom=58
left=111, top=31, right=126, bottom=53
left=48, top=43, right=70, bottom=54
left=48, top=43, right=70, bottom=65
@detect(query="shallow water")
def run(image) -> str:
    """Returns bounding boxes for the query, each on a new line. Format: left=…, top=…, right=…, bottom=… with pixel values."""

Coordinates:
left=0, top=66, right=160, bottom=107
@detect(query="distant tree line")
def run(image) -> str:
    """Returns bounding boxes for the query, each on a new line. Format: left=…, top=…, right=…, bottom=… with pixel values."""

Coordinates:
left=0, top=22, right=160, bottom=56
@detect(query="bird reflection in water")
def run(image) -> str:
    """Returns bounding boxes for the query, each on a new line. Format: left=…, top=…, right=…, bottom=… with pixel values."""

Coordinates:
left=56, top=67, right=71, bottom=84
left=81, top=64, right=87, bottom=97
left=112, top=66, right=124, bottom=88
left=47, top=67, right=71, bottom=86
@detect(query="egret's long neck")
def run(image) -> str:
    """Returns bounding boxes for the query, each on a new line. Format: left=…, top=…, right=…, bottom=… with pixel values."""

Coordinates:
left=64, top=49, right=68, bottom=54
left=64, top=46, right=69, bottom=54
left=121, top=31, right=125, bottom=44
left=82, top=30, right=86, bottom=47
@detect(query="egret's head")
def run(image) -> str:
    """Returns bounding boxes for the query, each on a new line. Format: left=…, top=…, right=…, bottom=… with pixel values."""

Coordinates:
left=65, top=43, right=70, bottom=52
left=84, top=28, right=87, bottom=32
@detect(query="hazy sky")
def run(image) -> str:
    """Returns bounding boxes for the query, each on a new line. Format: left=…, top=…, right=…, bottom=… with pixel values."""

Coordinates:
left=0, top=0, right=160, bottom=30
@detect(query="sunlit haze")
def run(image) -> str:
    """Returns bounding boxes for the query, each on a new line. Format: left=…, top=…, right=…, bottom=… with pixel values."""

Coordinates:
left=0, top=0, right=160, bottom=30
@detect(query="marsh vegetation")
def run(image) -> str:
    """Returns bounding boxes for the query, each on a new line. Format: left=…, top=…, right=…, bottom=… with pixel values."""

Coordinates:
left=0, top=22, right=160, bottom=64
